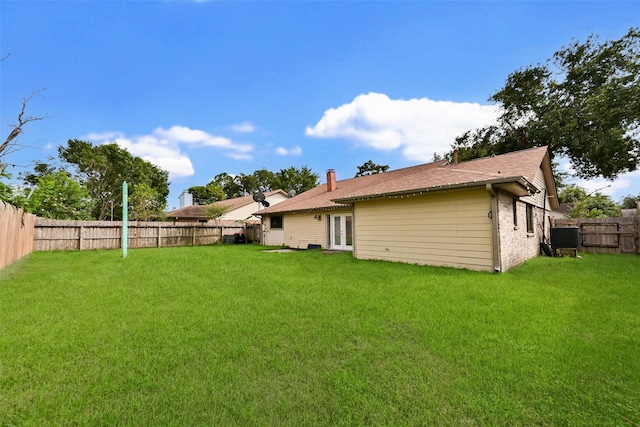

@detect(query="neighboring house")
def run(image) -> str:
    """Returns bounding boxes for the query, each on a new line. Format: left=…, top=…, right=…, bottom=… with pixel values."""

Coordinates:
left=550, top=203, right=573, bottom=219
left=622, top=202, right=639, bottom=217
left=259, top=146, right=559, bottom=272
left=168, top=190, right=290, bottom=223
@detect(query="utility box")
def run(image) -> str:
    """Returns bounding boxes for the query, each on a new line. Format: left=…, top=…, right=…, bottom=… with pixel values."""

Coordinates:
left=551, top=227, right=580, bottom=256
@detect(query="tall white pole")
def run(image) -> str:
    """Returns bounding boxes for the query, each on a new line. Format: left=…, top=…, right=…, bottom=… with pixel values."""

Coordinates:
left=122, top=181, right=128, bottom=258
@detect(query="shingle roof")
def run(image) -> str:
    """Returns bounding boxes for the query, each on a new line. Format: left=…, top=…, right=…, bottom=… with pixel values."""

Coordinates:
left=168, top=190, right=286, bottom=218
left=261, top=146, right=555, bottom=215
left=167, top=204, right=209, bottom=219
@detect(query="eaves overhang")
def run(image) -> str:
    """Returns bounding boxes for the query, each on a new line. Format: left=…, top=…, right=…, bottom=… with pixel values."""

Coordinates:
left=254, top=204, right=351, bottom=217
left=331, top=176, right=538, bottom=204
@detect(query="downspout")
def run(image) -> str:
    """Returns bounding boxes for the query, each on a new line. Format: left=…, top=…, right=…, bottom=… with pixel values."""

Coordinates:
left=486, top=183, right=501, bottom=273
left=351, top=203, right=356, bottom=258
left=542, top=189, right=547, bottom=243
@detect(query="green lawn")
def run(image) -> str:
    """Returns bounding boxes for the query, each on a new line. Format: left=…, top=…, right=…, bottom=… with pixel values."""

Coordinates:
left=1, top=246, right=639, bottom=426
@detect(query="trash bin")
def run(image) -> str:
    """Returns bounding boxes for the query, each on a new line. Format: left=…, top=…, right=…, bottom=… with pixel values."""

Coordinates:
left=224, top=235, right=234, bottom=244
left=234, top=233, right=246, bottom=244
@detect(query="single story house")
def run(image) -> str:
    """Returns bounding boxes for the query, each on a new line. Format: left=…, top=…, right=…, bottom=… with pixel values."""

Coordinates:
left=167, top=190, right=290, bottom=223
left=258, top=146, right=559, bottom=272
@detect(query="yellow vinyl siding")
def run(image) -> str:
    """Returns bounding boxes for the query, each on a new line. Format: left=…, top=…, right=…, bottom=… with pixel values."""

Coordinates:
left=283, top=212, right=331, bottom=249
left=263, top=228, right=284, bottom=246
left=354, top=188, right=493, bottom=271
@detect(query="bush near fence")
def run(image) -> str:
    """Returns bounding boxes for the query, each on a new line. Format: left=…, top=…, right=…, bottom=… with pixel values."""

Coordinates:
left=34, top=218, right=258, bottom=251
left=0, top=200, right=36, bottom=269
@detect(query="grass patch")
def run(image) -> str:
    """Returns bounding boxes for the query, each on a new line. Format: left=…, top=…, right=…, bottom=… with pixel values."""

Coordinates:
left=1, top=246, right=639, bottom=425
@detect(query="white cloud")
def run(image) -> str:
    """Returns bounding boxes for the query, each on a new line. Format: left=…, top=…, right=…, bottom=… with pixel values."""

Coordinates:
left=556, top=155, right=640, bottom=200
left=86, top=126, right=253, bottom=179
left=572, top=170, right=640, bottom=199
left=306, top=92, right=500, bottom=161
left=276, top=146, right=302, bottom=156
left=230, top=121, right=256, bottom=133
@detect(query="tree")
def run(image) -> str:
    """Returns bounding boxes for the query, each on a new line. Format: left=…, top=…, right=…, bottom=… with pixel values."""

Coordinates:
left=252, top=168, right=276, bottom=192
left=129, top=182, right=165, bottom=221
left=11, top=170, right=93, bottom=220
left=569, top=193, right=621, bottom=218
left=620, top=194, right=640, bottom=209
left=453, top=28, right=640, bottom=180
left=204, top=204, right=227, bottom=219
left=59, top=139, right=169, bottom=220
left=557, top=184, right=621, bottom=218
left=0, top=53, right=49, bottom=174
left=1, top=91, right=48, bottom=170
left=22, top=161, right=57, bottom=186
left=0, top=167, right=16, bottom=202
left=212, top=167, right=319, bottom=199
left=188, top=182, right=226, bottom=205
left=558, top=184, right=589, bottom=204
left=355, top=160, right=389, bottom=177
left=213, top=173, right=243, bottom=199
left=272, top=166, right=319, bottom=194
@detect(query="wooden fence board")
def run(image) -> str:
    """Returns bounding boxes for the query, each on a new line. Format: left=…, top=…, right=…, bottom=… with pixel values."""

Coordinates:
left=33, top=218, right=255, bottom=251
left=552, top=217, right=638, bottom=254
left=0, top=201, right=36, bottom=269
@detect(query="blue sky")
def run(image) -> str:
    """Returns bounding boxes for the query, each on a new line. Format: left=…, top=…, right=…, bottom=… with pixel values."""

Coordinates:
left=2, top=0, right=639, bottom=209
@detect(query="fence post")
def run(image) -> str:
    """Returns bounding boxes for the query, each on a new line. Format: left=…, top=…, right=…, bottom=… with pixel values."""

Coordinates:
left=79, top=225, right=84, bottom=250
left=192, top=226, right=196, bottom=246
left=157, top=225, right=162, bottom=248
left=633, top=217, right=640, bottom=254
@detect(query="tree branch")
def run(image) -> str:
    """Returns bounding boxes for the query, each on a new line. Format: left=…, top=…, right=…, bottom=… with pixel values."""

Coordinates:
left=0, top=89, right=49, bottom=159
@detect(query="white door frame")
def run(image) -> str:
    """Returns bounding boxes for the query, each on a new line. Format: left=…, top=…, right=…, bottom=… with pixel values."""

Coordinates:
left=329, top=214, right=353, bottom=251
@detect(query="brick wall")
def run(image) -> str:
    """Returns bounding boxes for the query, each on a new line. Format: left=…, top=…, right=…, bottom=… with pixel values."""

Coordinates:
left=497, top=191, right=547, bottom=271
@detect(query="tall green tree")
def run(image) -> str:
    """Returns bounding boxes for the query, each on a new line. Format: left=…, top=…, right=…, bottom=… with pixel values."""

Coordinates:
left=252, top=169, right=276, bottom=192
left=213, top=173, right=243, bottom=199
left=129, top=182, right=164, bottom=221
left=272, top=166, right=319, bottom=194
left=355, top=160, right=389, bottom=177
left=30, top=172, right=92, bottom=219
left=620, top=194, right=640, bottom=209
left=453, top=28, right=640, bottom=180
left=569, top=193, right=621, bottom=218
left=557, top=184, right=621, bottom=218
left=188, top=182, right=226, bottom=205
left=558, top=184, right=589, bottom=204
left=10, top=170, right=92, bottom=219
left=59, top=139, right=169, bottom=220
left=212, top=167, right=319, bottom=199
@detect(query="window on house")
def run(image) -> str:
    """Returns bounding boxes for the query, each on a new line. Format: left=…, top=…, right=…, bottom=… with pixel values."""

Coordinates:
left=526, top=204, right=534, bottom=233
left=270, top=215, right=283, bottom=229
left=513, top=198, right=518, bottom=226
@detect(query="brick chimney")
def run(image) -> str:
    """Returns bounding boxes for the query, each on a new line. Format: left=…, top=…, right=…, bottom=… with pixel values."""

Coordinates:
left=453, top=148, right=459, bottom=165
left=326, top=169, right=337, bottom=192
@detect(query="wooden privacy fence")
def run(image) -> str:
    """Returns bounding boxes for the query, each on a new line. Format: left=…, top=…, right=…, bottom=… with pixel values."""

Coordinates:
left=0, top=200, right=36, bottom=269
left=551, top=217, right=640, bottom=254
left=34, top=218, right=256, bottom=251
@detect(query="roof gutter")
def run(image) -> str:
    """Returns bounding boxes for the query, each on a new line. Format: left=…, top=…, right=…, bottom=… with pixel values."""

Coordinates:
left=332, top=176, right=537, bottom=204
left=253, top=204, right=350, bottom=217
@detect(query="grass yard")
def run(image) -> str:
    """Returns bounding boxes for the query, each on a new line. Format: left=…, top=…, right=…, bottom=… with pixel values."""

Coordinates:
left=1, top=246, right=639, bottom=426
